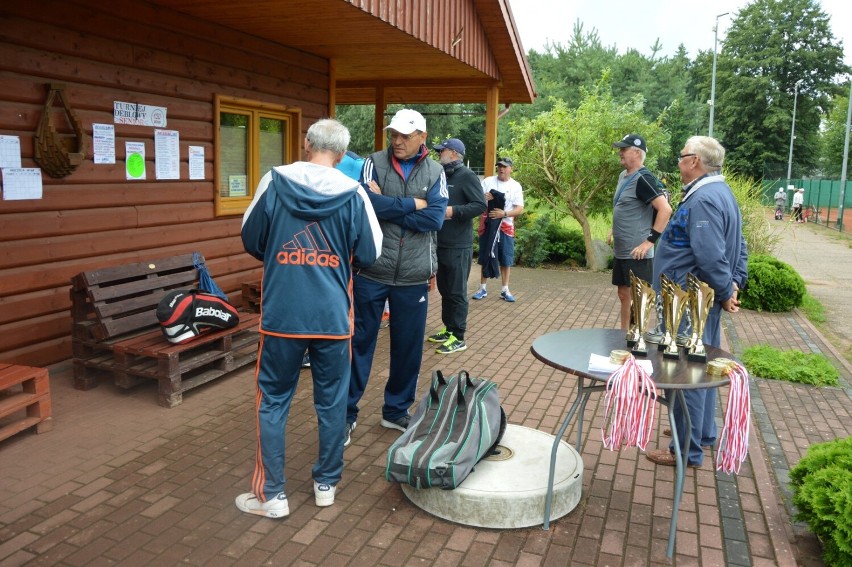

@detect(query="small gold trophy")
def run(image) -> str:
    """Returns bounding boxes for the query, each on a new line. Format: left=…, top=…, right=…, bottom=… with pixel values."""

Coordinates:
left=628, top=271, right=656, bottom=356
left=659, top=273, right=689, bottom=359
left=686, top=272, right=715, bottom=362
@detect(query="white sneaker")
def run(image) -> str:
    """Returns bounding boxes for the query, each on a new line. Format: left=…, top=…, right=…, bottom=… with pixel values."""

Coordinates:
left=235, top=491, right=289, bottom=518
left=314, top=481, right=336, bottom=507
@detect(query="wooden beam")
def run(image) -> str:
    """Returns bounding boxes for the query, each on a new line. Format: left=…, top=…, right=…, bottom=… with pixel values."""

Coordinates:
left=328, top=59, right=337, bottom=117
left=374, top=85, right=387, bottom=151
left=484, top=85, right=499, bottom=175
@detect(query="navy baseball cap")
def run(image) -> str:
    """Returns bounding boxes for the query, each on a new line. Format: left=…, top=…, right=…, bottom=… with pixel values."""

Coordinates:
left=433, top=138, right=466, bottom=156
left=496, top=157, right=513, bottom=167
left=612, top=134, right=647, bottom=152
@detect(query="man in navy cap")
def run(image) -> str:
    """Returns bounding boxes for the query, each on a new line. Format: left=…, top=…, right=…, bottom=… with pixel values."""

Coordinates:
left=426, top=138, right=486, bottom=354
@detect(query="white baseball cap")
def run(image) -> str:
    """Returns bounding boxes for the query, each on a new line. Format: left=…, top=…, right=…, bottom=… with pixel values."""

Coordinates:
left=385, top=109, right=426, bottom=135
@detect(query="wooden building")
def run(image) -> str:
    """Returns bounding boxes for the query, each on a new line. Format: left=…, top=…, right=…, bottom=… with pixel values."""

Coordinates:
left=0, top=0, right=535, bottom=366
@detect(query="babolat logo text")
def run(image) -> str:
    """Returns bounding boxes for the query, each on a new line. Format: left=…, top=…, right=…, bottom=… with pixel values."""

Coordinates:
left=276, top=222, right=340, bottom=268
left=196, top=307, right=232, bottom=322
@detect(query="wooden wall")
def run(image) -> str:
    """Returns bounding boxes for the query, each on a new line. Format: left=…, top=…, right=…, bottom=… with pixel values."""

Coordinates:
left=0, top=1, right=330, bottom=366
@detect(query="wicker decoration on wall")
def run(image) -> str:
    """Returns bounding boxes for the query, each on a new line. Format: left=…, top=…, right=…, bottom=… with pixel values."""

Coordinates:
left=34, top=83, right=87, bottom=178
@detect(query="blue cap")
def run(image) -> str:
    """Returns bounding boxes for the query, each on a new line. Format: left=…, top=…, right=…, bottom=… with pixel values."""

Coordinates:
left=433, top=138, right=466, bottom=156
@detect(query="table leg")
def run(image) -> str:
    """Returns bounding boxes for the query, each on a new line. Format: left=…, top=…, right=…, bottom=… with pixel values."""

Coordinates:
left=543, top=379, right=585, bottom=530
left=666, top=390, right=692, bottom=558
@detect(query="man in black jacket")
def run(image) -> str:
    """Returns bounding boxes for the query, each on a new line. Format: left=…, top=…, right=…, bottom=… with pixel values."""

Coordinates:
left=427, top=138, right=487, bottom=354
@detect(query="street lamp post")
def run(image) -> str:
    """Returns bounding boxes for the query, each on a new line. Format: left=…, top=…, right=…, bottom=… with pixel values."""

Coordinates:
left=708, top=12, right=729, bottom=137
left=787, top=78, right=804, bottom=188
left=837, top=77, right=851, bottom=231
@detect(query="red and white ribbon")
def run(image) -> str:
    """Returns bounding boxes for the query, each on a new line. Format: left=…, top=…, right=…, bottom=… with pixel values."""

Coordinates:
left=715, top=362, right=751, bottom=474
left=601, top=356, right=658, bottom=451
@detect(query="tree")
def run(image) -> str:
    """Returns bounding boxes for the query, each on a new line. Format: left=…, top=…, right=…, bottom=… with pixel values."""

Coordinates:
left=713, top=0, right=847, bottom=179
left=505, top=78, right=670, bottom=268
left=819, top=85, right=851, bottom=177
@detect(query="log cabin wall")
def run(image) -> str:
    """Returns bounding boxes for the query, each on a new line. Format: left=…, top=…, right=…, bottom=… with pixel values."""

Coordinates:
left=0, top=0, right=330, bottom=366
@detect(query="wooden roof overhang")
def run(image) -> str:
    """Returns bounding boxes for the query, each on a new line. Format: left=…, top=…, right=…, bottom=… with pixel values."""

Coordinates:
left=148, top=0, right=536, bottom=165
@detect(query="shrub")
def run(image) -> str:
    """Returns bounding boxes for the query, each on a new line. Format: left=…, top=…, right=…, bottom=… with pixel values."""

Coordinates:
left=515, top=211, right=586, bottom=268
left=741, top=344, right=839, bottom=386
left=726, top=172, right=781, bottom=257
left=740, top=255, right=805, bottom=312
left=790, top=436, right=852, bottom=566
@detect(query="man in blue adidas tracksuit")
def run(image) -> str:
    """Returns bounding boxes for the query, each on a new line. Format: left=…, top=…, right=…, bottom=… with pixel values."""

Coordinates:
left=346, top=109, right=448, bottom=445
left=236, top=119, right=382, bottom=518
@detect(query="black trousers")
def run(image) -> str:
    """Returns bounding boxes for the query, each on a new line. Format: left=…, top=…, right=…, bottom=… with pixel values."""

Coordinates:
left=436, top=247, right=473, bottom=341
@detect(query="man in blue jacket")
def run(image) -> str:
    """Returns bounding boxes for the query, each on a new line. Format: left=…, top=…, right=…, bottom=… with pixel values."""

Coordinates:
left=646, top=135, right=747, bottom=469
left=237, top=119, right=382, bottom=518
left=347, top=109, right=448, bottom=445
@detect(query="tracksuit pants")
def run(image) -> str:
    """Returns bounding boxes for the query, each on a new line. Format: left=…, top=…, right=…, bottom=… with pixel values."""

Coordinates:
left=436, top=247, right=472, bottom=341
left=252, top=334, right=350, bottom=501
left=348, top=274, right=429, bottom=425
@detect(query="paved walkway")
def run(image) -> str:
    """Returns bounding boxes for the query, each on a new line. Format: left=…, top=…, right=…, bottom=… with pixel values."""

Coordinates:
left=1, top=225, right=851, bottom=566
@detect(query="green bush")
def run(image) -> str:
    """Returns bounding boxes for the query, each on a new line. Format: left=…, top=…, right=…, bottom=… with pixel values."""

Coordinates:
left=515, top=212, right=586, bottom=268
left=741, top=344, right=839, bottom=386
left=740, top=255, right=805, bottom=312
left=790, top=436, right=852, bottom=566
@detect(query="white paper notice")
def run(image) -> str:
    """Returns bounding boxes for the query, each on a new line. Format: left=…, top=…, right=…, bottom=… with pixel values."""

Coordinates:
left=188, top=146, right=205, bottom=180
left=0, top=136, right=22, bottom=168
left=113, top=101, right=167, bottom=127
left=126, top=141, right=146, bottom=180
left=2, top=168, right=43, bottom=200
left=92, top=123, right=116, bottom=164
left=155, top=129, right=180, bottom=180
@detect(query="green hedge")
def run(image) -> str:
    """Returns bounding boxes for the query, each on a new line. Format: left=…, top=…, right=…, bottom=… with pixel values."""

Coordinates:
left=740, top=255, right=805, bottom=312
left=741, top=344, right=839, bottom=386
left=790, top=436, right=852, bottom=566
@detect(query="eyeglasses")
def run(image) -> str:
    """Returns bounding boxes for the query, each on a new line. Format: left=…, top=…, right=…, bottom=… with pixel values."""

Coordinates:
left=389, top=131, right=420, bottom=141
left=677, top=153, right=697, bottom=161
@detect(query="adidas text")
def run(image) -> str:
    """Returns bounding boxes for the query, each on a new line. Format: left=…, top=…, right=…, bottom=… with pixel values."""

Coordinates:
left=276, top=250, right=340, bottom=268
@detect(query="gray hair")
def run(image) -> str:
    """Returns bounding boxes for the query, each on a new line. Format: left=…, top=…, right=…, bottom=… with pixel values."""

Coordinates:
left=685, top=136, right=725, bottom=170
left=306, top=119, right=350, bottom=154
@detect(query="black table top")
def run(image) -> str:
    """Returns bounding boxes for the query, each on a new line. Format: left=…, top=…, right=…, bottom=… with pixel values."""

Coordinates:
left=531, top=328, right=732, bottom=390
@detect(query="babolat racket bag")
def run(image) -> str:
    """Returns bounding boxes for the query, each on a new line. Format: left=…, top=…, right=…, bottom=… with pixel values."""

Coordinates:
left=386, top=370, right=506, bottom=490
left=156, top=290, right=239, bottom=344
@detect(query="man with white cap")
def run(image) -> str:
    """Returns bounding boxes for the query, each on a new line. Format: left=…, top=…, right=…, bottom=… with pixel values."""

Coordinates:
left=792, top=188, right=805, bottom=223
left=346, top=109, right=448, bottom=445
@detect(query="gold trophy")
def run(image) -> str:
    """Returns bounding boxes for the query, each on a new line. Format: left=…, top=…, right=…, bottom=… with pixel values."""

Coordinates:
left=686, top=272, right=715, bottom=362
left=659, top=273, right=689, bottom=359
left=628, top=271, right=656, bottom=356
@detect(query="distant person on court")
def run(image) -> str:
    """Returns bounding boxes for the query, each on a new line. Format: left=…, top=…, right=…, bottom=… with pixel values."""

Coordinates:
left=608, top=133, right=672, bottom=331
left=427, top=138, right=486, bottom=354
left=792, top=188, right=805, bottom=223
left=472, top=157, right=524, bottom=302
left=236, top=119, right=382, bottom=518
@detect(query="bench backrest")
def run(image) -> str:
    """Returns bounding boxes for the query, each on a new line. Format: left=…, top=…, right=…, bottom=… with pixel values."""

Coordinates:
left=72, top=253, right=200, bottom=340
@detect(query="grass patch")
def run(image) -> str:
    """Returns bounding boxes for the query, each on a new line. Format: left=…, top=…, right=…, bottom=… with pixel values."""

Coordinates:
left=800, top=292, right=827, bottom=325
left=742, top=344, right=839, bottom=386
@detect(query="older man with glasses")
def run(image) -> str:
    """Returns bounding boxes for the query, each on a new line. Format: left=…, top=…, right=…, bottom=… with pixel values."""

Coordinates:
left=346, top=109, right=448, bottom=446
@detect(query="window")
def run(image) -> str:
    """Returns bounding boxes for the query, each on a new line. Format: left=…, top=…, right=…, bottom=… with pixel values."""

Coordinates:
left=215, top=95, right=301, bottom=216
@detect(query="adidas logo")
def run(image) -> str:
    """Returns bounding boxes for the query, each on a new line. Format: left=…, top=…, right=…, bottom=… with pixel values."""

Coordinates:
left=276, top=249, right=340, bottom=267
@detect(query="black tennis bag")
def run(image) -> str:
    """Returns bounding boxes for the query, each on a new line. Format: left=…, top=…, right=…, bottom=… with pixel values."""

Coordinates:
left=156, top=290, right=239, bottom=344
left=386, top=370, right=507, bottom=490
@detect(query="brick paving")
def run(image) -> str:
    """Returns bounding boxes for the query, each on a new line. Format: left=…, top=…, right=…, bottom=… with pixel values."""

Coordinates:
left=1, top=246, right=851, bottom=565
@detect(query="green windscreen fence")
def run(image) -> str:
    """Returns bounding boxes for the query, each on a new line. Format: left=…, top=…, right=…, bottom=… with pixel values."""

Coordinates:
left=763, top=178, right=852, bottom=230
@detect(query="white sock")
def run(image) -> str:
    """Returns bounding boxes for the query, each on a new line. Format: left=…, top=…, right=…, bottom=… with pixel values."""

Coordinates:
left=480, top=284, right=487, bottom=291
left=502, top=286, right=509, bottom=294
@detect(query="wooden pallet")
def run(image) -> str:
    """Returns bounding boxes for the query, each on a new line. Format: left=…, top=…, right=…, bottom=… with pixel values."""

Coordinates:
left=0, top=363, right=53, bottom=442
left=70, top=253, right=260, bottom=407
left=241, top=281, right=261, bottom=313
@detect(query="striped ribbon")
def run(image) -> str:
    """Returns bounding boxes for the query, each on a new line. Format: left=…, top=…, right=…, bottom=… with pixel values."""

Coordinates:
left=601, top=356, right=658, bottom=451
left=715, top=362, right=751, bottom=474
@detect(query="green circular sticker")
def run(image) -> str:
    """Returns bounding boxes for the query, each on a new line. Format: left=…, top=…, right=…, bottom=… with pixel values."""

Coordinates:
left=127, top=153, right=145, bottom=178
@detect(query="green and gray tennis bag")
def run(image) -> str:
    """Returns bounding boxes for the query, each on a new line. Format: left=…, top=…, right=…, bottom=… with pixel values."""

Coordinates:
left=385, top=370, right=506, bottom=489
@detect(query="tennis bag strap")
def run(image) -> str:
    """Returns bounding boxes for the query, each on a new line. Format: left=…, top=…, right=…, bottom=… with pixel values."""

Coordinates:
left=385, top=370, right=506, bottom=489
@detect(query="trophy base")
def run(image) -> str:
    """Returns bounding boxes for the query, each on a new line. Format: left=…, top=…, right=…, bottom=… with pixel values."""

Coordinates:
left=687, top=351, right=708, bottom=362
left=631, top=345, right=648, bottom=357
left=662, top=348, right=680, bottom=359
left=657, top=342, right=668, bottom=352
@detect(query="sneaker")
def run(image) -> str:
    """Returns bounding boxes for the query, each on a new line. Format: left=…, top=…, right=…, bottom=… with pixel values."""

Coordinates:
left=427, top=327, right=452, bottom=343
left=472, top=289, right=487, bottom=300
left=436, top=335, right=467, bottom=354
left=313, top=481, right=336, bottom=507
left=380, top=414, right=411, bottom=432
left=344, top=421, right=356, bottom=448
left=301, top=353, right=311, bottom=368
left=380, top=317, right=390, bottom=329
left=501, top=291, right=516, bottom=302
left=235, top=491, right=289, bottom=518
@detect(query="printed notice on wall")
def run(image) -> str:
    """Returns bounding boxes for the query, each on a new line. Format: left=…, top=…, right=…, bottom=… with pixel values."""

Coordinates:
left=154, top=129, right=180, bottom=180
left=188, top=146, right=205, bottom=180
left=1, top=168, right=43, bottom=200
left=0, top=135, right=22, bottom=168
left=228, top=175, right=247, bottom=197
left=114, top=101, right=167, bottom=127
left=126, top=141, right=146, bottom=180
left=92, top=124, right=116, bottom=164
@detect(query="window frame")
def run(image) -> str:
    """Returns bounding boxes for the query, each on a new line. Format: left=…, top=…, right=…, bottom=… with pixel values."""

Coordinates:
left=214, top=95, right=301, bottom=217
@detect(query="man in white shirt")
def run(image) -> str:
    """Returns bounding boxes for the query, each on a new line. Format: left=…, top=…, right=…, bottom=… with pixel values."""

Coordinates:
left=792, top=188, right=805, bottom=223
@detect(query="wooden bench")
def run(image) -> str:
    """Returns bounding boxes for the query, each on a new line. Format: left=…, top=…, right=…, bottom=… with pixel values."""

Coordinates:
left=0, top=363, right=53, bottom=442
left=71, top=253, right=260, bottom=408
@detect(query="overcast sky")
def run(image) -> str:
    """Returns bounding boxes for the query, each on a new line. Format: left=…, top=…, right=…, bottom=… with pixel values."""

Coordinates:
left=511, top=0, right=852, bottom=66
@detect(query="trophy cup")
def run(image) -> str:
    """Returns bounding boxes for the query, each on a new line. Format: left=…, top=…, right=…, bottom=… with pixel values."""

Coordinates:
left=686, top=272, right=715, bottom=362
left=628, top=271, right=656, bottom=356
left=659, top=273, right=690, bottom=359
